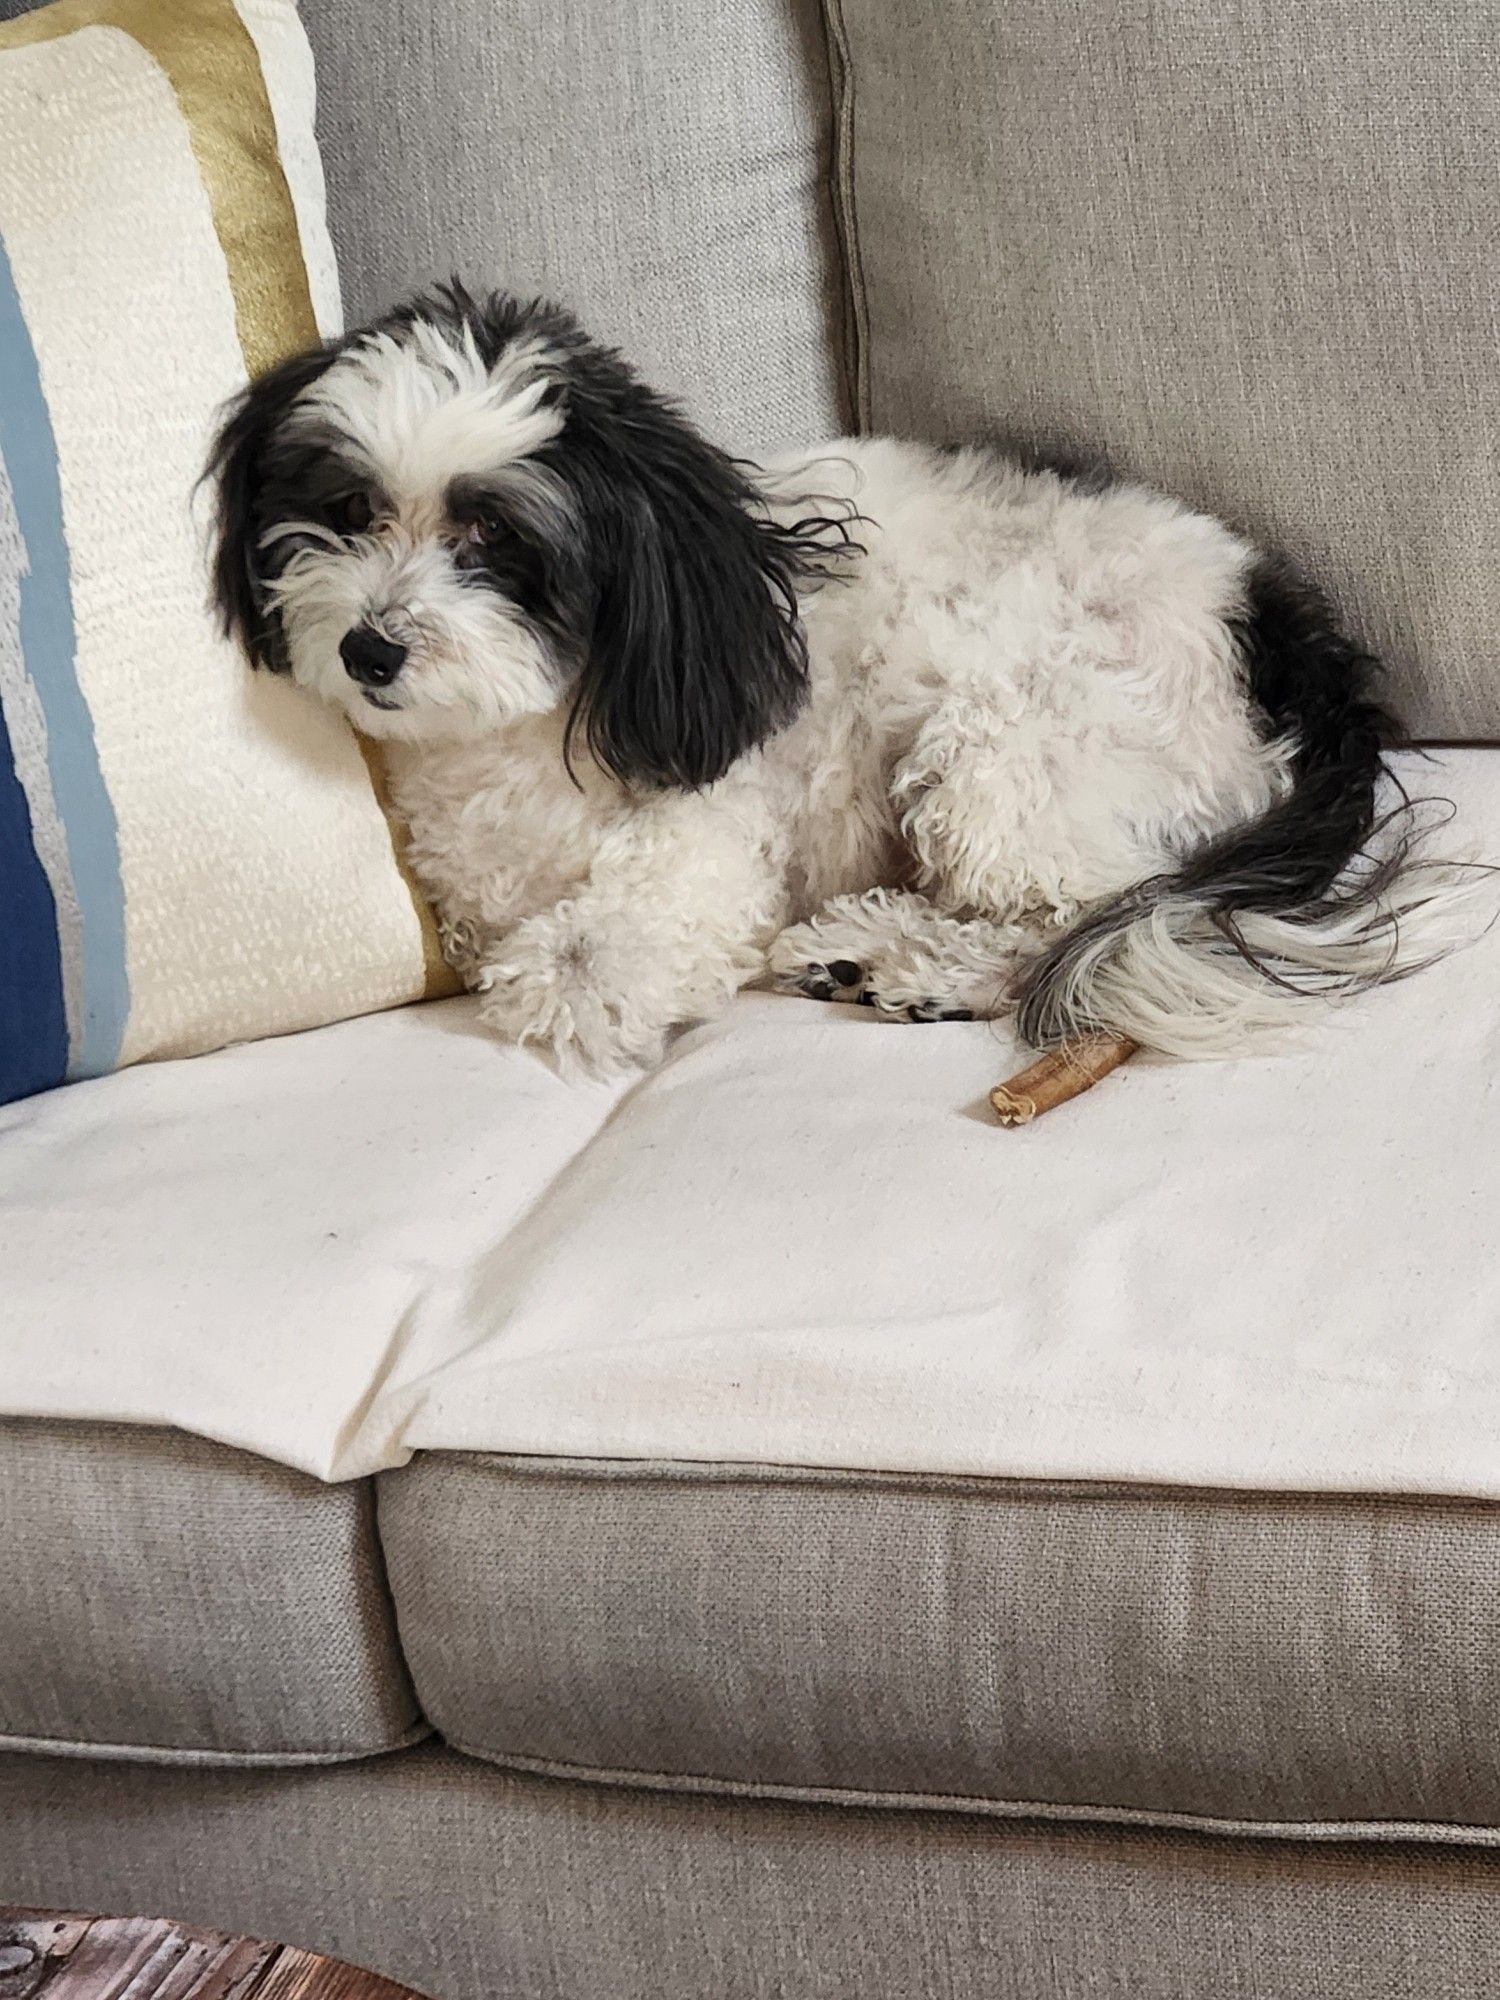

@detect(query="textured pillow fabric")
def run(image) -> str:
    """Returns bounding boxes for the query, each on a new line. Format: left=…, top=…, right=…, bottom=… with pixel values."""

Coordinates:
left=827, top=0, right=1500, bottom=741
left=300, top=0, right=845, bottom=458
left=0, top=0, right=450, bottom=1107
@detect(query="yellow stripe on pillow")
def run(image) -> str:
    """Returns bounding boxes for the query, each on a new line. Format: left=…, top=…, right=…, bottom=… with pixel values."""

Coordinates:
left=1, top=0, right=315, bottom=376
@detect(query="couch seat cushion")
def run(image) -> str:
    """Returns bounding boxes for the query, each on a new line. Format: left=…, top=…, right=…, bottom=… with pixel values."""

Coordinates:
left=0, top=1419, right=421, bottom=1763
left=377, top=1454, right=1500, bottom=1837
left=2, top=749, right=1498, bottom=1500
left=1, top=999, right=627, bottom=1480
left=5, top=751, right=1499, bottom=1822
left=3, top=751, right=1500, bottom=1494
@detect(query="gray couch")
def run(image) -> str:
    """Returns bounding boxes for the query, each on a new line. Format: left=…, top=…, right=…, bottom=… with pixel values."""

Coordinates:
left=5, top=3, right=1500, bottom=1995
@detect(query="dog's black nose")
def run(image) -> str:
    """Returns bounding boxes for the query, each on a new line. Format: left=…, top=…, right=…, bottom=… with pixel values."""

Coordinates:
left=340, top=625, right=407, bottom=687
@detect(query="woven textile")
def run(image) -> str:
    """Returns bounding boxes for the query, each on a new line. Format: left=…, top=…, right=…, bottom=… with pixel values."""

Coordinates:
left=826, top=0, right=1500, bottom=738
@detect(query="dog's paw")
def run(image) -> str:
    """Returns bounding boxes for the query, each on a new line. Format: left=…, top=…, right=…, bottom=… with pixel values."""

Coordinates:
left=437, top=912, right=493, bottom=985
left=770, top=936, right=867, bottom=1004
left=474, top=909, right=667, bottom=1077
left=786, top=958, right=974, bottom=1022
left=769, top=903, right=990, bottom=1024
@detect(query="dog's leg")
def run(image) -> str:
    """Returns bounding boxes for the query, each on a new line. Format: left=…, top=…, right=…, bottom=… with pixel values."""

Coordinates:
left=473, top=789, right=781, bottom=1074
left=772, top=701, right=1148, bottom=1022
left=770, top=887, right=1031, bottom=1021
left=890, top=700, right=1168, bottom=931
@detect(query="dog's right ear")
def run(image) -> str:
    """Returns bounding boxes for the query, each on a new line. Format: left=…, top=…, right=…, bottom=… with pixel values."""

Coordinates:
left=203, top=344, right=344, bottom=671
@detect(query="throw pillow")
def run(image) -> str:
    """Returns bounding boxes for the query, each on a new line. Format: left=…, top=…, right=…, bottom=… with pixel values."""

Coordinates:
left=0, top=0, right=452, bottom=1107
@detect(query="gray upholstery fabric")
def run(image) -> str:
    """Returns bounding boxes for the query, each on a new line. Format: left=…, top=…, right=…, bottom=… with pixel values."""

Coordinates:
left=6, top=1744, right=1500, bottom=2000
left=302, top=0, right=845, bottom=456
left=379, top=1457, right=1500, bottom=1834
left=829, top=0, right=1500, bottom=739
left=0, top=1421, right=422, bottom=1763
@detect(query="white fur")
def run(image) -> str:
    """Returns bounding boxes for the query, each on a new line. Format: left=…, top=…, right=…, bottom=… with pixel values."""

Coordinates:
left=267, top=331, right=567, bottom=737
left=1032, top=851, right=1484, bottom=1057
left=294, top=323, right=565, bottom=494
left=270, top=531, right=561, bottom=738
left=266, top=327, right=1473, bottom=1075
left=397, top=435, right=1295, bottom=1073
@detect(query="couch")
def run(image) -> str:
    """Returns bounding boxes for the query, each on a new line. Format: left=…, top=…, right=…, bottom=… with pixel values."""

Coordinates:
left=5, top=3, right=1500, bottom=1996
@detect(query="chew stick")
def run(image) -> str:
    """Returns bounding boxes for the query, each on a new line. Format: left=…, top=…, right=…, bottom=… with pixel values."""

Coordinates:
left=989, top=1034, right=1139, bottom=1126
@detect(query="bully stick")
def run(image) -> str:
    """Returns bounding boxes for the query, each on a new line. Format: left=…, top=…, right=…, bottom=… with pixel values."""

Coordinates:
left=989, top=1033, right=1139, bottom=1127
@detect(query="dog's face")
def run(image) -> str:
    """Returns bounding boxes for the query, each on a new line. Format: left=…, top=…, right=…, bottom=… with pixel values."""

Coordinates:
left=206, top=286, right=849, bottom=785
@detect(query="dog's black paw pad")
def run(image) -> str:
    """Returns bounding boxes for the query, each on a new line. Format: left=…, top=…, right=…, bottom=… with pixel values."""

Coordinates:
left=797, top=959, right=865, bottom=1002
left=906, top=1002, right=976, bottom=1023
left=857, top=991, right=877, bottom=1007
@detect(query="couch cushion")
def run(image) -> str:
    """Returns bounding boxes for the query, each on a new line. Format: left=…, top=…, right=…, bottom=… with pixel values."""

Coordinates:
left=828, top=0, right=1500, bottom=739
left=0, top=1419, right=422, bottom=1763
left=4, top=752, right=1500, bottom=1496
left=0, top=998, right=627, bottom=1481
left=301, top=0, right=844, bottom=457
left=9, top=1746, right=1500, bottom=2000
left=379, top=1456, right=1500, bottom=1835
left=346, top=751, right=1500, bottom=1503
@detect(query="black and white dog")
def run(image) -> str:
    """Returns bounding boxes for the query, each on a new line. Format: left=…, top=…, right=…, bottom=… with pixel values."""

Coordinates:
left=207, top=283, right=1474, bottom=1074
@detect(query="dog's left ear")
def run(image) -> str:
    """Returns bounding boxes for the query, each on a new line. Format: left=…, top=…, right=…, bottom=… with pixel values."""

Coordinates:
left=564, top=397, right=848, bottom=789
left=204, top=342, right=346, bottom=670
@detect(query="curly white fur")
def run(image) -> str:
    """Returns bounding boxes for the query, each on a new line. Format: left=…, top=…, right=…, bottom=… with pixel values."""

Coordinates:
left=379, top=437, right=1300, bottom=1072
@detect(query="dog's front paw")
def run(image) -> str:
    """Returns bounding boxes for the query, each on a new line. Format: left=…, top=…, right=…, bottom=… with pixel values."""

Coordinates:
left=474, top=908, right=667, bottom=1077
left=771, top=931, right=870, bottom=1004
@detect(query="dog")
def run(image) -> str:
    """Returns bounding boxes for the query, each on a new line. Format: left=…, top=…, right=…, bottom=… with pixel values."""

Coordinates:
left=206, top=282, right=1476, bottom=1076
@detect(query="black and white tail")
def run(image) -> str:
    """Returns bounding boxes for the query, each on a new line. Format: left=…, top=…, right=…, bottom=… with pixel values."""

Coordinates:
left=1013, top=557, right=1486, bottom=1058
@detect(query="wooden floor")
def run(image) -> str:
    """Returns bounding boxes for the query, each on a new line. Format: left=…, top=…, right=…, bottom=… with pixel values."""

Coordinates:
left=0, top=1912, right=430, bottom=2000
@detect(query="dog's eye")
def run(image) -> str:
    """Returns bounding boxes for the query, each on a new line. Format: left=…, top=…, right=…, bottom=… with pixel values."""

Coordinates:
left=463, top=511, right=504, bottom=547
left=331, top=492, right=373, bottom=536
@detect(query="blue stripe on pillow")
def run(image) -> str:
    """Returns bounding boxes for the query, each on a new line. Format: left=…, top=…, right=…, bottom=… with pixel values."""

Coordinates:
left=1, top=445, right=87, bottom=1063
left=0, top=233, right=129, bottom=1085
left=0, top=688, right=67, bottom=1102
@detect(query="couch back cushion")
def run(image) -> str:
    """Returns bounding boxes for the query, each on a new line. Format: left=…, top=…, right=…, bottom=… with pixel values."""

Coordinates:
left=0, top=0, right=451, bottom=1107
left=829, top=0, right=1499, bottom=739
left=301, top=0, right=846, bottom=458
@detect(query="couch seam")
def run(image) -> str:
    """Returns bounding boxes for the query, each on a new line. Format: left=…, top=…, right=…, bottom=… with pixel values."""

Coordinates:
left=442, top=1738, right=1500, bottom=1851
left=359, top=1458, right=429, bottom=1736
left=407, top=1451, right=1500, bottom=1516
left=818, top=0, right=870, bottom=432
left=0, top=1720, right=432, bottom=1769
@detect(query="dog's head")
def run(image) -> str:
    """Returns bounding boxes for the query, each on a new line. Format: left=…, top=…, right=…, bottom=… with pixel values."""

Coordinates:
left=205, top=284, right=852, bottom=786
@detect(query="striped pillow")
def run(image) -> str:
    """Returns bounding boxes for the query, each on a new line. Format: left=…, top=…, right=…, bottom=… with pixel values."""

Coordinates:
left=0, top=0, right=453, bottom=1107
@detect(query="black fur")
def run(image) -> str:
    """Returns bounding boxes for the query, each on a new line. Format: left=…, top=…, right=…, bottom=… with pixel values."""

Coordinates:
left=204, top=339, right=356, bottom=672
left=1014, top=555, right=1408, bottom=1046
left=445, top=286, right=858, bottom=789
left=205, top=282, right=858, bottom=788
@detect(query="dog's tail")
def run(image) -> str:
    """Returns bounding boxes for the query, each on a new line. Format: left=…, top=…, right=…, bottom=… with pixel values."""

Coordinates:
left=1012, top=556, right=1487, bottom=1058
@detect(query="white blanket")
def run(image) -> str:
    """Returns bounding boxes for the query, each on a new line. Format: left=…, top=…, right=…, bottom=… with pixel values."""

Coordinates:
left=5, top=752, right=1498, bottom=1495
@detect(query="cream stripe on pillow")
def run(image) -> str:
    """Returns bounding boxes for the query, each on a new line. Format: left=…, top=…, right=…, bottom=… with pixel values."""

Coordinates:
left=235, top=0, right=343, bottom=344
